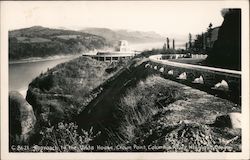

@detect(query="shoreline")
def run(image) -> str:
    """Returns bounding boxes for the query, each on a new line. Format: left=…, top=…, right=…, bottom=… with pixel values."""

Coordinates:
left=8, top=41, right=171, bottom=65
left=9, top=54, right=83, bottom=64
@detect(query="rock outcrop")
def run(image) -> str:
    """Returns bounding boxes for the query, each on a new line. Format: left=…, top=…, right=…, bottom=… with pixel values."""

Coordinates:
left=213, top=112, right=241, bottom=129
left=205, top=9, right=241, bottom=70
left=9, top=91, right=36, bottom=144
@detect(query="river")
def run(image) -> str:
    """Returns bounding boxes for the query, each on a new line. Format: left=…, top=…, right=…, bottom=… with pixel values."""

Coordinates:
left=9, top=55, right=80, bottom=97
left=8, top=42, right=171, bottom=97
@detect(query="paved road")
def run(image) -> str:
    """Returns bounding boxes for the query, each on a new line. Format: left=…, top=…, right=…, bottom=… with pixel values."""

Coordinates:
left=149, top=55, right=241, bottom=78
left=148, top=54, right=241, bottom=104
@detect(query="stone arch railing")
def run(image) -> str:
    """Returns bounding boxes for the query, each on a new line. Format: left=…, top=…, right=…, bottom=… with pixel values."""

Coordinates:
left=147, top=54, right=241, bottom=104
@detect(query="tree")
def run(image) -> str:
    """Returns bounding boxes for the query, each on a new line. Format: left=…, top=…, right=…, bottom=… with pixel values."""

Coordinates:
left=162, top=43, right=167, bottom=51
left=208, top=23, right=213, bottom=29
left=193, top=34, right=203, bottom=52
left=202, top=32, right=206, bottom=50
left=188, top=33, right=192, bottom=48
left=207, top=23, right=213, bottom=48
left=173, top=39, right=175, bottom=50
left=166, top=37, right=170, bottom=49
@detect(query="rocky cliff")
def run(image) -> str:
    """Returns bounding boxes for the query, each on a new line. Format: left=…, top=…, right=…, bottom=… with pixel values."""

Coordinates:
left=205, top=9, right=241, bottom=70
left=9, top=91, right=36, bottom=145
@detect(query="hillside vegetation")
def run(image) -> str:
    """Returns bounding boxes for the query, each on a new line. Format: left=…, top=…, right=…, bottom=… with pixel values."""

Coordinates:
left=26, top=56, right=130, bottom=127
left=116, top=75, right=241, bottom=151
left=10, top=55, right=241, bottom=152
left=9, top=26, right=108, bottom=60
left=9, top=55, right=131, bottom=150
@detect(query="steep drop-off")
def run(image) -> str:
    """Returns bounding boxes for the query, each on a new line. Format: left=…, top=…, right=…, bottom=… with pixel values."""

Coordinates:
left=26, top=56, right=130, bottom=130
left=9, top=91, right=36, bottom=145
left=20, top=55, right=241, bottom=152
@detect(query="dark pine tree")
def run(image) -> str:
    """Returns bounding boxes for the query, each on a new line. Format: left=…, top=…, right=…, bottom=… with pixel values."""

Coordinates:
left=188, top=33, right=192, bottom=49
left=173, top=39, right=175, bottom=50
left=166, top=37, right=170, bottom=49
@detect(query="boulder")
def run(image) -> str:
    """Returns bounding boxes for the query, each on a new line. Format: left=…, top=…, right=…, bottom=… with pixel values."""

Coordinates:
left=193, top=76, right=204, bottom=84
left=159, top=67, right=164, bottom=73
left=228, top=112, right=241, bottom=128
left=213, top=80, right=229, bottom=91
left=177, top=72, right=187, bottom=80
left=9, top=91, right=36, bottom=144
left=213, top=112, right=241, bottom=129
left=168, top=70, right=174, bottom=75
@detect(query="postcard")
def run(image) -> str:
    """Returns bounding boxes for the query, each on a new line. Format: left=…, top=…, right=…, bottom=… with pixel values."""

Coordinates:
left=1, top=1, right=249, bottom=159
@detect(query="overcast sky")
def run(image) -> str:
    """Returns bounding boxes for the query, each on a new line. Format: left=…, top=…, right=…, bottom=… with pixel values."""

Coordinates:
left=2, top=1, right=245, bottom=37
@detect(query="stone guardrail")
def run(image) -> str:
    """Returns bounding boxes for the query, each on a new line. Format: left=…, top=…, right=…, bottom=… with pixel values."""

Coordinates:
left=149, top=55, right=241, bottom=78
left=147, top=54, right=241, bottom=104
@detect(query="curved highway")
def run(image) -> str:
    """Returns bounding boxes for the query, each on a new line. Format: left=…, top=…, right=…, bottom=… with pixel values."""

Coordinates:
left=149, top=54, right=241, bottom=78
left=148, top=54, right=241, bottom=105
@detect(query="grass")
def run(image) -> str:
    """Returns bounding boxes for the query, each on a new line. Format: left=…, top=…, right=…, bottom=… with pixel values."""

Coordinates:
left=117, top=75, right=186, bottom=144
left=25, top=56, right=131, bottom=147
left=20, top=52, right=241, bottom=152
left=10, top=122, right=99, bottom=152
left=116, top=75, right=241, bottom=151
left=16, top=37, right=51, bottom=43
left=28, top=56, right=128, bottom=124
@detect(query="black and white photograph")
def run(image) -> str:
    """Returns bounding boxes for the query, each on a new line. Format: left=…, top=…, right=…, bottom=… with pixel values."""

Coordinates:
left=1, top=0, right=249, bottom=159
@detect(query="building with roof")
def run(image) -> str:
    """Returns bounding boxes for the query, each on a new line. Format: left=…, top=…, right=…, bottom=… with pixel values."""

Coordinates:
left=84, top=40, right=139, bottom=62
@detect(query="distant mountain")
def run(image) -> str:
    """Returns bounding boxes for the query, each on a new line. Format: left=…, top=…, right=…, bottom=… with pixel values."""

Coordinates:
left=81, top=27, right=165, bottom=44
left=9, top=26, right=108, bottom=60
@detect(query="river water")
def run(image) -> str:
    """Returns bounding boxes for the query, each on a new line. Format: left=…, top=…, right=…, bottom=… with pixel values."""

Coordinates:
left=8, top=42, right=171, bottom=97
left=9, top=56, right=80, bottom=97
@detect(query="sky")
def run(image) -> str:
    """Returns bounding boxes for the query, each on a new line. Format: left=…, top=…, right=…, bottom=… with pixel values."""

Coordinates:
left=1, top=1, right=244, bottom=38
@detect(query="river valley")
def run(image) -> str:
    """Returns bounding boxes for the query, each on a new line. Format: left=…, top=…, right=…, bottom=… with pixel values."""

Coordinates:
left=9, top=42, right=167, bottom=97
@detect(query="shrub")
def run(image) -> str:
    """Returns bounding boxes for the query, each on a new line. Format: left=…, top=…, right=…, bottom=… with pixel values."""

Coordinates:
left=117, top=76, right=186, bottom=143
left=36, top=122, right=100, bottom=152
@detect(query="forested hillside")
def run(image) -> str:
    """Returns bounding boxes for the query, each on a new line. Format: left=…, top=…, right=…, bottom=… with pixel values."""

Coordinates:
left=9, top=26, right=109, bottom=60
